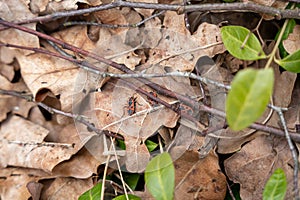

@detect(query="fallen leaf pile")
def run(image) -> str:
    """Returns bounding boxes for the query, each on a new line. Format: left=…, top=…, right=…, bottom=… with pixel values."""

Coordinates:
left=0, top=0, right=299, bottom=199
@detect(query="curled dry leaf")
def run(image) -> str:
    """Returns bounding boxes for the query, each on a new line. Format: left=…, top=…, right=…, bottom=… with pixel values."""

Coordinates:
left=174, top=151, right=227, bottom=200
left=283, top=25, right=300, bottom=54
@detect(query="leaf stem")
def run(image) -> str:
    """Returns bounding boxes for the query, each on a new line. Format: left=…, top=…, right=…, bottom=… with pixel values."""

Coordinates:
left=265, top=4, right=295, bottom=69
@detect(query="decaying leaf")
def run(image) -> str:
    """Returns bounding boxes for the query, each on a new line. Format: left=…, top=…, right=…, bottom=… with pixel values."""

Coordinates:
left=174, top=151, right=227, bottom=200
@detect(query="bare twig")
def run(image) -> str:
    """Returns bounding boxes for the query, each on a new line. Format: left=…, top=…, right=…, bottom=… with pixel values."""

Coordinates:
left=1, top=2, right=299, bottom=31
left=270, top=105, right=299, bottom=199
left=63, top=10, right=165, bottom=28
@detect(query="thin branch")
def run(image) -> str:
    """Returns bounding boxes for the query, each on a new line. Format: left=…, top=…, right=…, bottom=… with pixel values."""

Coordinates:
left=1, top=2, right=299, bottom=31
left=63, top=10, right=165, bottom=28
left=270, top=105, right=299, bottom=199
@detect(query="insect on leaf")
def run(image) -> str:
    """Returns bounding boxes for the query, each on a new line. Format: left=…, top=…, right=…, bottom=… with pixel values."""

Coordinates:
left=276, top=49, right=300, bottom=73
left=226, top=68, right=274, bottom=131
left=78, top=182, right=102, bottom=200
left=145, top=152, right=175, bottom=200
left=263, top=168, right=287, bottom=200
left=221, top=26, right=266, bottom=60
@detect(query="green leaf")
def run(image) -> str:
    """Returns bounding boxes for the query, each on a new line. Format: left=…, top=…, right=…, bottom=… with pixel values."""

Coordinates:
left=145, top=152, right=175, bottom=200
left=123, top=173, right=140, bottom=190
left=226, top=68, right=274, bottom=131
left=277, top=19, right=296, bottom=58
left=78, top=182, right=102, bottom=200
left=146, top=140, right=158, bottom=152
left=117, top=139, right=126, bottom=150
left=221, top=26, right=266, bottom=60
left=276, top=49, right=300, bottom=73
left=263, top=168, right=287, bottom=200
left=113, top=194, right=141, bottom=200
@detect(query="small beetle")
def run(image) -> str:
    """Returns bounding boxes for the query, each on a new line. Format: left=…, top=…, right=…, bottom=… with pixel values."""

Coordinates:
left=147, top=91, right=158, bottom=106
left=127, top=96, right=137, bottom=115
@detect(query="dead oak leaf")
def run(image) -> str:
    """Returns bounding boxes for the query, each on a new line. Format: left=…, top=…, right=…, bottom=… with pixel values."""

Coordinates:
left=174, top=151, right=227, bottom=200
left=0, top=115, right=78, bottom=172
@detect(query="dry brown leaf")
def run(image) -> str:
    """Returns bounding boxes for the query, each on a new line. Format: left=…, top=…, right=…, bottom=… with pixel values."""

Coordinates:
left=94, top=8, right=128, bottom=34
left=0, top=168, right=50, bottom=200
left=18, top=26, right=96, bottom=124
left=0, top=75, right=34, bottom=121
left=0, top=0, right=39, bottom=59
left=27, top=181, right=44, bottom=200
left=52, top=143, right=105, bottom=179
left=30, top=0, right=81, bottom=14
left=283, top=25, right=300, bottom=54
left=124, top=135, right=150, bottom=172
left=0, top=116, right=80, bottom=171
left=40, top=177, right=94, bottom=200
left=147, top=13, right=225, bottom=71
left=285, top=78, right=300, bottom=131
left=174, top=151, right=227, bottom=200
left=131, top=0, right=158, bottom=17
left=243, top=0, right=287, bottom=20
left=225, top=135, right=298, bottom=200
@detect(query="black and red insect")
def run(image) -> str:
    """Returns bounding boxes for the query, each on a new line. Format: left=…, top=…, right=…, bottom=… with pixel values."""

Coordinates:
left=147, top=91, right=158, bottom=106
left=127, top=96, right=137, bottom=115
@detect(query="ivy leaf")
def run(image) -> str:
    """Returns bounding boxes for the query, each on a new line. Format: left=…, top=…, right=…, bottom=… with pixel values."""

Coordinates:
left=221, top=26, right=266, bottom=60
left=275, top=49, right=300, bottom=73
left=145, top=152, right=175, bottom=200
left=263, top=168, right=287, bottom=200
left=78, top=182, right=102, bottom=200
left=226, top=68, right=274, bottom=131
left=113, top=194, right=141, bottom=200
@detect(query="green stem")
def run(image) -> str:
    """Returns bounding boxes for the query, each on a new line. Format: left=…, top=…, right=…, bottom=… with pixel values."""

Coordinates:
left=265, top=4, right=295, bottom=69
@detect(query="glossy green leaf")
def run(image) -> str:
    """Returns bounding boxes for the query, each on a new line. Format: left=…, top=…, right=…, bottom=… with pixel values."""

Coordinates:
left=221, top=26, right=266, bottom=60
left=226, top=68, right=274, bottom=131
left=113, top=194, right=141, bottom=200
left=263, top=168, right=287, bottom=200
left=123, top=173, right=140, bottom=190
left=146, top=140, right=158, bottom=152
left=145, top=152, right=175, bottom=200
left=276, top=49, right=300, bottom=73
left=78, top=182, right=102, bottom=200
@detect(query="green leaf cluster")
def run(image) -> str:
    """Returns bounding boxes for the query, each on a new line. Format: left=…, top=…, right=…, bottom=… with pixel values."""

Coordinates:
left=221, top=25, right=299, bottom=131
